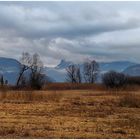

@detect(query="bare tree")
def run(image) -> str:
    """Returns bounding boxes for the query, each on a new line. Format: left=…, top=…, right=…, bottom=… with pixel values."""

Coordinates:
left=29, top=53, right=45, bottom=89
left=75, top=66, right=82, bottom=83
left=90, top=60, right=99, bottom=83
left=83, top=60, right=99, bottom=83
left=83, top=61, right=90, bottom=83
left=66, top=65, right=82, bottom=83
left=19, top=74, right=27, bottom=88
left=16, top=52, right=31, bottom=87
left=17, top=52, right=45, bottom=89
left=66, top=65, right=76, bottom=83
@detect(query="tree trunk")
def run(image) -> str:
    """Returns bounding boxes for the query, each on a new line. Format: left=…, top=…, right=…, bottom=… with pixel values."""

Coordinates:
left=16, top=71, right=24, bottom=87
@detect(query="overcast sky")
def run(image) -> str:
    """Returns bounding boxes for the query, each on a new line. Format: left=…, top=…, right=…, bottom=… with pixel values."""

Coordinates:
left=0, top=2, right=140, bottom=66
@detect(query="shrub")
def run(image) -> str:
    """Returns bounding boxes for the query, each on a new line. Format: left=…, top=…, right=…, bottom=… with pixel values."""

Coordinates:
left=43, top=83, right=105, bottom=90
left=119, top=93, right=140, bottom=108
left=127, top=76, right=140, bottom=85
left=102, top=71, right=127, bottom=88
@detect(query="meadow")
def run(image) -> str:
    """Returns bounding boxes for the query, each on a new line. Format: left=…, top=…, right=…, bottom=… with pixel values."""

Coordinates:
left=0, top=84, right=139, bottom=138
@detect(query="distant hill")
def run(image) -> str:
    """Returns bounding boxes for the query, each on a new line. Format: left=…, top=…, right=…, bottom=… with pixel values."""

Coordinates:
left=0, top=57, right=138, bottom=84
left=45, top=60, right=138, bottom=82
left=0, top=57, right=20, bottom=72
left=0, top=57, right=55, bottom=84
left=0, top=57, right=20, bottom=84
left=43, top=67, right=66, bottom=82
left=123, top=64, right=140, bottom=76
left=99, top=61, right=136, bottom=73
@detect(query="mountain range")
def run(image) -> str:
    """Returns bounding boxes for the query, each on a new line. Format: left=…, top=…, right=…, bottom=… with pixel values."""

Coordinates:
left=123, top=64, right=140, bottom=76
left=0, top=57, right=139, bottom=84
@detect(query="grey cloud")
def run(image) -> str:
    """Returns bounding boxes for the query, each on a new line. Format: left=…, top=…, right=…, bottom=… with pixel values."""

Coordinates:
left=0, top=2, right=140, bottom=66
left=0, top=2, right=140, bottom=39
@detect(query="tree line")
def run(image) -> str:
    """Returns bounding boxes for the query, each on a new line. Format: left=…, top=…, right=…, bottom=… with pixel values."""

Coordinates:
left=66, top=60, right=140, bottom=88
left=16, top=53, right=101, bottom=89
left=1, top=52, right=139, bottom=90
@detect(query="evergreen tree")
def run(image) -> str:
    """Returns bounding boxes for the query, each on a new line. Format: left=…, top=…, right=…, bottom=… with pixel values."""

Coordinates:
left=0, top=75, right=4, bottom=86
left=5, top=80, right=8, bottom=85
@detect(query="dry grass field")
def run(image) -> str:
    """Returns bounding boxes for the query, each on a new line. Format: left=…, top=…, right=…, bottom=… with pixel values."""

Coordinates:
left=0, top=88, right=139, bottom=138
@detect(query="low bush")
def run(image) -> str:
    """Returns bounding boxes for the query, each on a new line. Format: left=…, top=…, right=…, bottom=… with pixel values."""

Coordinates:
left=119, top=93, right=140, bottom=108
left=102, top=71, right=127, bottom=88
left=127, top=76, right=140, bottom=85
left=43, top=83, right=105, bottom=90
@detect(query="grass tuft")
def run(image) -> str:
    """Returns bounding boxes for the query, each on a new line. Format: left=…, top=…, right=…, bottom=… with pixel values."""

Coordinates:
left=119, top=93, right=140, bottom=108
